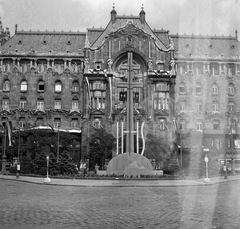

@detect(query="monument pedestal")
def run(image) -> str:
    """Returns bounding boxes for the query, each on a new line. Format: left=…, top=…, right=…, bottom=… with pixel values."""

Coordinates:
left=107, top=153, right=153, bottom=177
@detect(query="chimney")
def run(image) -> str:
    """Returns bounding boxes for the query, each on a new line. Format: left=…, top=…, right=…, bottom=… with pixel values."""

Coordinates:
left=235, top=29, right=238, bottom=41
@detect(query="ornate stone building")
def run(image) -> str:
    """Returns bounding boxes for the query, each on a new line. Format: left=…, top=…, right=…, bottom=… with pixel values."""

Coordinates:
left=0, top=6, right=240, bottom=171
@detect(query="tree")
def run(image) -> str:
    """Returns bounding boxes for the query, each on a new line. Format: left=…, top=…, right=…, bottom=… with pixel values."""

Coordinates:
left=57, top=150, right=77, bottom=175
left=144, top=133, right=171, bottom=169
left=89, top=128, right=116, bottom=170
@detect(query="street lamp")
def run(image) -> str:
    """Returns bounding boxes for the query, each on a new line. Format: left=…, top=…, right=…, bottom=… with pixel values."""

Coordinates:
left=44, top=155, right=51, bottom=183
left=204, top=154, right=210, bottom=183
left=178, top=145, right=182, bottom=167
left=203, top=148, right=210, bottom=183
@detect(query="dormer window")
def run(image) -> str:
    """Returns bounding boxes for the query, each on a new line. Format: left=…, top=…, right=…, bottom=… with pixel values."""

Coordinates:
left=18, top=40, right=22, bottom=45
left=67, top=41, right=71, bottom=45
left=43, top=40, right=47, bottom=45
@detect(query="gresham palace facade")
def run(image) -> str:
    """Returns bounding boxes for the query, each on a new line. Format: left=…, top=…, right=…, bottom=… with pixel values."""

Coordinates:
left=1, top=6, right=240, bottom=173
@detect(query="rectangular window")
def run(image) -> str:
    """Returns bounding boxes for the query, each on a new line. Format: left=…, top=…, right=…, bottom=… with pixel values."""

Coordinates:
left=2, top=100, right=9, bottom=110
left=54, top=101, right=61, bottom=110
left=213, top=120, right=220, bottom=130
left=154, top=92, right=169, bottom=110
left=197, top=104, right=202, bottom=112
left=212, top=103, right=219, bottom=112
left=71, top=101, right=79, bottom=111
left=19, top=120, right=25, bottom=128
left=71, top=119, right=78, bottom=128
left=53, top=118, right=61, bottom=129
left=36, top=118, right=44, bottom=127
left=228, top=102, right=235, bottom=112
left=19, top=100, right=27, bottom=109
left=180, top=102, right=186, bottom=112
left=179, top=120, right=187, bottom=130
left=197, top=119, right=203, bottom=131
left=196, top=86, right=202, bottom=95
left=37, top=101, right=44, bottom=111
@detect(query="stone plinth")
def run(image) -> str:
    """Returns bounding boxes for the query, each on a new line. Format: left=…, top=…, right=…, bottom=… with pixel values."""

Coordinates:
left=107, top=153, right=153, bottom=177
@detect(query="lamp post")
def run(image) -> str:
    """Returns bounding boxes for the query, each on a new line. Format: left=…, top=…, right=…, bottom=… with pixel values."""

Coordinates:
left=16, top=127, right=21, bottom=178
left=57, top=124, right=60, bottom=163
left=178, top=145, right=182, bottom=167
left=230, top=116, right=235, bottom=175
left=1, top=124, right=7, bottom=174
left=203, top=148, right=210, bottom=183
left=44, top=154, right=51, bottom=183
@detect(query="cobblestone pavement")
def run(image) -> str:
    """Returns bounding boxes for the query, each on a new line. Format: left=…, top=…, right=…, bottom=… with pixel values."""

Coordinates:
left=0, top=179, right=240, bottom=229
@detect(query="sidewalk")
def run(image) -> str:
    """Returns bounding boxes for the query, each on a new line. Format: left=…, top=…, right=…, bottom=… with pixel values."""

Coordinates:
left=1, top=174, right=240, bottom=187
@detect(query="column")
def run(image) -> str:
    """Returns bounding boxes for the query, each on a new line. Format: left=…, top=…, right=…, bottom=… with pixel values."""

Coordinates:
left=47, top=59, right=50, bottom=69
left=64, top=60, right=67, bottom=69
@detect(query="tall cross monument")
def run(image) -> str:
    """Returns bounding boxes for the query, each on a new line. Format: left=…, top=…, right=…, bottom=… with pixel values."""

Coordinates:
left=118, top=52, right=142, bottom=155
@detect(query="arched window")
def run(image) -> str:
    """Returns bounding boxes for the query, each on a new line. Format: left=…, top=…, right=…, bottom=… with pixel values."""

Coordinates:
left=92, top=118, right=102, bottom=129
left=3, top=80, right=10, bottom=92
left=38, top=80, right=45, bottom=92
left=72, top=81, right=79, bottom=92
left=20, top=80, right=27, bottom=92
left=55, top=81, right=62, bottom=92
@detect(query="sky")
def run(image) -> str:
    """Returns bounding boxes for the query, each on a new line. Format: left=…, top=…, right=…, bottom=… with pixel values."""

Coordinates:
left=0, top=0, right=240, bottom=38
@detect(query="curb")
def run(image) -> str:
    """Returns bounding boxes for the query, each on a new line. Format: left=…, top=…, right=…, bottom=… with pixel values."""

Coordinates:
left=1, top=175, right=240, bottom=187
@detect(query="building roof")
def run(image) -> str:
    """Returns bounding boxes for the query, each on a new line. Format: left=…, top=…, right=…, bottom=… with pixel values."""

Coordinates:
left=0, top=30, right=86, bottom=56
left=171, top=34, right=240, bottom=60
left=89, top=14, right=169, bottom=51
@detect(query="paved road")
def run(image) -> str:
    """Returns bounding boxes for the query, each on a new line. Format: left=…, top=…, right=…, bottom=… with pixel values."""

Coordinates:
left=0, top=179, right=240, bottom=229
